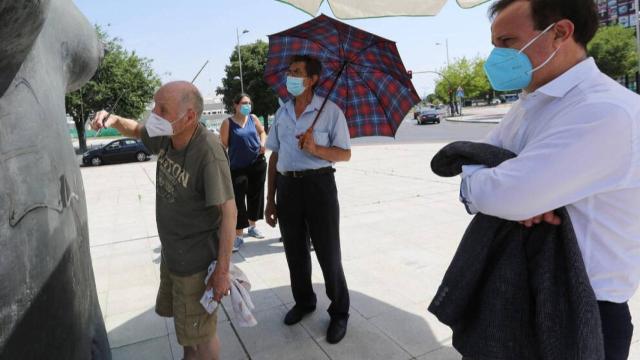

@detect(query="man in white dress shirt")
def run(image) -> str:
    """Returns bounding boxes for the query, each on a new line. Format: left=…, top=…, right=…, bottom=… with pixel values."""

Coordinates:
left=460, top=1, right=640, bottom=358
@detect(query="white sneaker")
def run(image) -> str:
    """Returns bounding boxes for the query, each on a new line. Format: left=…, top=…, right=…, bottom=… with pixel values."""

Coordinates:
left=232, top=236, right=244, bottom=252
left=247, top=226, right=265, bottom=239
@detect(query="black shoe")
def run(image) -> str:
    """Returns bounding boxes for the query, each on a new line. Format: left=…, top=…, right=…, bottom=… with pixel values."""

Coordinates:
left=283, top=305, right=315, bottom=325
left=326, top=317, right=348, bottom=344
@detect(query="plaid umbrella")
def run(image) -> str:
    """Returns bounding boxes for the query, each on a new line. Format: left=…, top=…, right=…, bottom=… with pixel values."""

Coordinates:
left=264, top=14, right=420, bottom=138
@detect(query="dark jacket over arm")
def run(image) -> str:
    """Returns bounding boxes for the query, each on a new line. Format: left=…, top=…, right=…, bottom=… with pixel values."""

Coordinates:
left=428, top=141, right=604, bottom=360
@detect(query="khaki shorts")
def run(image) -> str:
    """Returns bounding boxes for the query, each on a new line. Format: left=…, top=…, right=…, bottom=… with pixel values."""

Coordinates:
left=156, top=258, right=218, bottom=347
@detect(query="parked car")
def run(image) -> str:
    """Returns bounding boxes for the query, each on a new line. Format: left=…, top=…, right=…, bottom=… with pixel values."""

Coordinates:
left=417, top=109, right=441, bottom=125
left=82, top=138, right=151, bottom=166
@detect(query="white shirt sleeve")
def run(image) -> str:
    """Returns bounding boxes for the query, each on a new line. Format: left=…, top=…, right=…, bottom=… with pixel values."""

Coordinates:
left=482, top=123, right=503, bottom=147
left=460, top=165, right=488, bottom=214
left=465, top=103, right=634, bottom=221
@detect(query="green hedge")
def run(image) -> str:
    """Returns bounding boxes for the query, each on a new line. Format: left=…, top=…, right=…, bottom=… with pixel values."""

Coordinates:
left=69, top=128, right=121, bottom=138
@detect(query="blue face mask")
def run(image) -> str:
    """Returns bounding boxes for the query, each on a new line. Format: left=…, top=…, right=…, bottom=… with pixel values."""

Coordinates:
left=484, top=23, right=559, bottom=91
left=286, top=76, right=306, bottom=96
left=239, top=103, right=251, bottom=116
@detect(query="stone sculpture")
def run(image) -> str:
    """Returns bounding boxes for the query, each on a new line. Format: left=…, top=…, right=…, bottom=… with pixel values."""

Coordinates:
left=0, top=0, right=110, bottom=358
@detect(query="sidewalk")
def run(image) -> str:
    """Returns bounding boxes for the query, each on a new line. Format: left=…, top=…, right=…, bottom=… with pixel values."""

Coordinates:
left=84, top=142, right=639, bottom=360
left=445, top=104, right=511, bottom=124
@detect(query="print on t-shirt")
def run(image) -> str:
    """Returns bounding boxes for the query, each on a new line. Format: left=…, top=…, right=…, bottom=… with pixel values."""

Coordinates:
left=156, top=148, right=191, bottom=203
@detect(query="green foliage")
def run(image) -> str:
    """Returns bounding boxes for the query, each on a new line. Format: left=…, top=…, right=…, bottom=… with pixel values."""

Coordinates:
left=425, top=93, right=440, bottom=104
left=588, top=25, right=639, bottom=79
left=216, top=40, right=279, bottom=119
left=433, top=57, right=492, bottom=103
left=65, top=26, right=161, bottom=151
left=69, top=127, right=121, bottom=138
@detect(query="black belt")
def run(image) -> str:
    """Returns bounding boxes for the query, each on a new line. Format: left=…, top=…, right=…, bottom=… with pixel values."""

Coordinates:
left=279, top=166, right=335, bottom=178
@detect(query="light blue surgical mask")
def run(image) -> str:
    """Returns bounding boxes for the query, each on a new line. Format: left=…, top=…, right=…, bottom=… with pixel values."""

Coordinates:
left=484, top=23, right=560, bottom=91
left=240, top=103, right=251, bottom=116
left=286, top=76, right=306, bottom=96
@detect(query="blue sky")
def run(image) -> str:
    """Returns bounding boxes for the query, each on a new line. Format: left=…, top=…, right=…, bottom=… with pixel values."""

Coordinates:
left=73, top=0, right=495, bottom=98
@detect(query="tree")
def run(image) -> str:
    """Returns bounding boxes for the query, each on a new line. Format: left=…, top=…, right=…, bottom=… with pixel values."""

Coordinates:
left=433, top=57, right=492, bottom=104
left=425, top=93, right=440, bottom=105
left=588, top=25, right=638, bottom=79
left=216, top=40, right=279, bottom=125
left=65, top=26, right=161, bottom=153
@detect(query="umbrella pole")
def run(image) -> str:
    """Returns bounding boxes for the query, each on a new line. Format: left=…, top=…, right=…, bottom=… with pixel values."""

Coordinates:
left=298, top=62, right=347, bottom=150
left=310, top=62, right=348, bottom=129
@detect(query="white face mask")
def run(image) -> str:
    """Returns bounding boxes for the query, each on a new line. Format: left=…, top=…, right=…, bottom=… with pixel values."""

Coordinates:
left=145, top=112, right=174, bottom=137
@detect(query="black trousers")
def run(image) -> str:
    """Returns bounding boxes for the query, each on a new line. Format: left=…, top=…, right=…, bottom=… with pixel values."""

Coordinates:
left=599, top=301, right=634, bottom=360
left=276, top=172, right=350, bottom=319
left=231, top=155, right=267, bottom=229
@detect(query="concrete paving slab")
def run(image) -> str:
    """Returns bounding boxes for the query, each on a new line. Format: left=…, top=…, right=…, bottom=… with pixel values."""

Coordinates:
left=368, top=301, right=452, bottom=357
left=629, top=340, right=639, bottom=359
left=107, top=285, right=158, bottom=317
left=106, top=308, right=168, bottom=348
left=317, top=310, right=411, bottom=360
left=252, top=337, right=329, bottom=360
left=230, top=305, right=309, bottom=357
left=111, top=336, right=173, bottom=360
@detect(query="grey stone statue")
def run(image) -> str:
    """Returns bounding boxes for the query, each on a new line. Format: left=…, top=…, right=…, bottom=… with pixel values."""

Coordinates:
left=0, top=0, right=110, bottom=358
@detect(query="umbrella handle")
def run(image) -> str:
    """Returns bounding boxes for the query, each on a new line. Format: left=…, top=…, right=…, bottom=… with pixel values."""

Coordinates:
left=297, top=127, right=313, bottom=150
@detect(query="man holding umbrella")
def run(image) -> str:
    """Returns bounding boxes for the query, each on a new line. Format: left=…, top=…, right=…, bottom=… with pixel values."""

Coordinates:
left=265, top=55, right=352, bottom=344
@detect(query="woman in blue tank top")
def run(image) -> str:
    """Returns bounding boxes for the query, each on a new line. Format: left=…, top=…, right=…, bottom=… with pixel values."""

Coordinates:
left=220, top=93, right=267, bottom=251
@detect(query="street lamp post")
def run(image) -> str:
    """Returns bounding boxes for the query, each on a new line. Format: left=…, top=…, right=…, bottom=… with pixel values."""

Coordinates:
left=635, top=0, right=640, bottom=74
left=236, top=28, right=249, bottom=93
left=436, top=39, right=450, bottom=68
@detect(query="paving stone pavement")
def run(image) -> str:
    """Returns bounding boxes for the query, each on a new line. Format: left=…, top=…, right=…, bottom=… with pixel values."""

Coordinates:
left=83, top=141, right=639, bottom=360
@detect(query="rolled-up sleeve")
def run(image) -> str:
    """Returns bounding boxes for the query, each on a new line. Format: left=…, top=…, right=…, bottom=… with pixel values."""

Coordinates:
left=329, top=105, right=351, bottom=150
left=465, top=103, right=634, bottom=221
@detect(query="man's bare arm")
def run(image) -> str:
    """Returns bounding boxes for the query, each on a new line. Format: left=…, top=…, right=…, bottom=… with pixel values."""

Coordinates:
left=208, top=198, right=237, bottom=301
left=90, top=110, right=142, bottom=138
left=265, top=152, right=278, bottom=227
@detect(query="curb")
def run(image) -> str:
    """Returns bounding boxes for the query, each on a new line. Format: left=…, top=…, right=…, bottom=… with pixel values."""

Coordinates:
left=445, top=117, right=502, bottom=124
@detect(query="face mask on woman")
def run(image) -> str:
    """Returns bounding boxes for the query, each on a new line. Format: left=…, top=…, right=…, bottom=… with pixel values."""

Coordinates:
left=239, top=103, right=252, bottom=116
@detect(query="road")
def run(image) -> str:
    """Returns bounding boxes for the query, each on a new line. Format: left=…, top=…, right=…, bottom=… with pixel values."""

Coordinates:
left=353, top=117, right=498, bottom=146
left=75, top=117, right=500, bottom=166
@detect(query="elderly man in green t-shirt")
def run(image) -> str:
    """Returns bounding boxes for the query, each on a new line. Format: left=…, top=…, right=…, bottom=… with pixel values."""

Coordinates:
left=91, top=81, right=236, bottom=360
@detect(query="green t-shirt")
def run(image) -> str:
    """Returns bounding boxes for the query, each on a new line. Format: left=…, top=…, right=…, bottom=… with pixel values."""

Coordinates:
left=141, top=124, right=234, bottom=276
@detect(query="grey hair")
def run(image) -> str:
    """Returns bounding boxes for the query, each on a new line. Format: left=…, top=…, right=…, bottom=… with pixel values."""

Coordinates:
left=181, top=86, right=203, bottom=118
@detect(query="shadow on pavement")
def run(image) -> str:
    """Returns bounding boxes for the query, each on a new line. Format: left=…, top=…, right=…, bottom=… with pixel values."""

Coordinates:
left=234, top=237, right=286, bottom=262
left=107, top=286, right=459, bottom=360
left=151, top=237, right=286, bottom=265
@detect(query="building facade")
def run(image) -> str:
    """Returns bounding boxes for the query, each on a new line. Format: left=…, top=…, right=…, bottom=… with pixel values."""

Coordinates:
left=596, top=0, right=638, bottom=29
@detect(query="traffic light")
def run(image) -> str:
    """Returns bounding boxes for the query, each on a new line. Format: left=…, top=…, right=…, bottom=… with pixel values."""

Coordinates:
left=407, top=70, right=412, bottom=79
